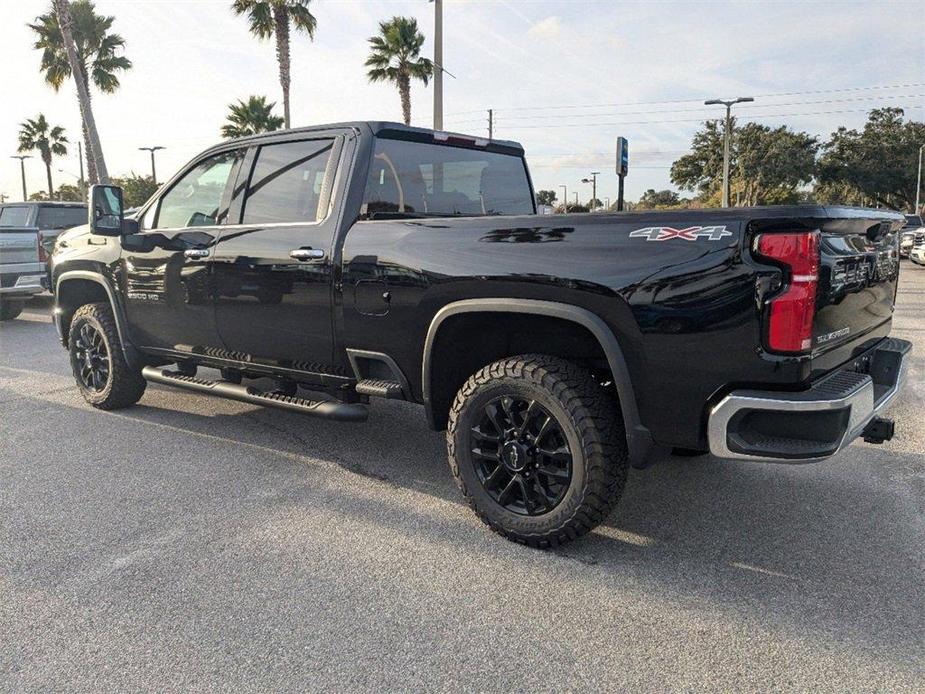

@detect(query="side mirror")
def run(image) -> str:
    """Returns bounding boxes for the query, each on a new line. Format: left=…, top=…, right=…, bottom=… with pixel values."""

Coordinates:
left=89, top=184, right=125, bottom=236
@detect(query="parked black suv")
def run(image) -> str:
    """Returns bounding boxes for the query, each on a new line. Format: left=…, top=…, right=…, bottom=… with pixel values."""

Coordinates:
left=49, top=122, right=911, bottom=546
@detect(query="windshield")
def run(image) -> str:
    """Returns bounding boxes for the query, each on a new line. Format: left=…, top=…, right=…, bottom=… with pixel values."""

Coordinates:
left=36, top=206, right=87, bottom=230
left=0, top=206, right=31, bottom=227
left=362, top=138, right=534, bottom=219
left=904, top=215, right=923, bottom=228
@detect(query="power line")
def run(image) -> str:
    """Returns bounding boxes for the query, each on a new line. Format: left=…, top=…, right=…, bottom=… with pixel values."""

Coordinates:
left=441, top=93, right=923, bottom=128
left=441, top=81, right=925, bottom=117
left=474, top=93, right=925, bottom=123
left=486, top=105, right=925, bottom=130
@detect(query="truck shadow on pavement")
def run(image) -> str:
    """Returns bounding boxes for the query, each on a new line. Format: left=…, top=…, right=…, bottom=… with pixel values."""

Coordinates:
left=120, top=385, right=925, bottom=659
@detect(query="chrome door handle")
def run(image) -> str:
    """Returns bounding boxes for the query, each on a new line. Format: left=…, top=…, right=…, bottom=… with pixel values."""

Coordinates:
left=184, top=248, right=210, bottom=259
left=290, top=248, right=326, bottom=261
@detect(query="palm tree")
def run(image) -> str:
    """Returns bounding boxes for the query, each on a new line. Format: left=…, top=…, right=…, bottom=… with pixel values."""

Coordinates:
left=30, top=0, right=131, bottom=183
left=365, top=16, right=433, bottom=126
left=231, top=0, right=316, bottom=130
left=221, top=96, right=285, bottom=139
left=18, top=114, right=68, bottom=200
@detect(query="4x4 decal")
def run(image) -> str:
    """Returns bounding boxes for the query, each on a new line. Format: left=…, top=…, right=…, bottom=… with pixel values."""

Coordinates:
left=629, top=226, right=731, bottom=241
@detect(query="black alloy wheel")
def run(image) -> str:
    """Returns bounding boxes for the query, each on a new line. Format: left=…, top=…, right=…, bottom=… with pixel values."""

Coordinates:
left=73, top=321, right=111, bottom=392
left=470, top=396, right=572, bottom=516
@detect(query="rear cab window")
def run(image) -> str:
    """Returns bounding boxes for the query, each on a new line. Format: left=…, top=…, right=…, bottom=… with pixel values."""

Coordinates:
left=361, top=138, right=534, bottom=219
left=36, top=206, right=87, bottom=230
left=0, top=206, right=32, bottom=227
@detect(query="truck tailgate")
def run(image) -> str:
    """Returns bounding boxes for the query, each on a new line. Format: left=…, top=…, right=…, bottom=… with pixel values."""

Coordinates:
left=814, top=214, right=901, bottom=354
left=0, top=228, right=40, bottom=267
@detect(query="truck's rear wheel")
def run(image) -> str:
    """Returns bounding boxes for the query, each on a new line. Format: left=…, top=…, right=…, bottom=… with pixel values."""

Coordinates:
left=68, top=302, right=146, bottom=410
left=447, top=354, right=628, bottom=548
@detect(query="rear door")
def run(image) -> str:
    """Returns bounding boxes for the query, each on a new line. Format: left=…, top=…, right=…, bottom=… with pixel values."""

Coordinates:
left=211, top=135, right=342, bottom=369
left=122, top=148, right=244, bottom=353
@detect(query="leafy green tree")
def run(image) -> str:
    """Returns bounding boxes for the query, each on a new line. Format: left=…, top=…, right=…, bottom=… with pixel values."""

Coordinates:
left=111, top=173, right=158, bottom=208
left=29, top=191, right=51, bottom=201
left=671, top=119, right=817, bottom=206
left=535, top=189, right=557, bottom=206
left=816, top=108, right=925, bottom=210
left=555, top=202, right=590, bottom=213
left=670, top=119, right=727, bottom=199
left=231, top=0, right=316, bottom=129
left=30, top=0, right=130, bottom=183
left=221, top=95, right=285, bottom=139
left=18, top=114, right=68, bottom=201
left=365, top=17, right=433, bottom=125
left=637, top=189, right=681, bottom=209
left=55, top=182, right=84, bottom=201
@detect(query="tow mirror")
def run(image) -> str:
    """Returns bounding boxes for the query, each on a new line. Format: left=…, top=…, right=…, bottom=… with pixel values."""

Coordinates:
left=89, top=184, right=125, bottom=236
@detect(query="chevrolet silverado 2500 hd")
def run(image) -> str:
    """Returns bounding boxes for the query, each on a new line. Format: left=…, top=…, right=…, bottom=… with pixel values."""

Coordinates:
left=49, top=122, right=911, bottom=547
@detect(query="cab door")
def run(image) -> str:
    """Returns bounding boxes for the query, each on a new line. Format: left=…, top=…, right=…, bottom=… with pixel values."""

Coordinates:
left=121, top=149, right=244, bottom=353
left=211, top=136, right=342, bottom=369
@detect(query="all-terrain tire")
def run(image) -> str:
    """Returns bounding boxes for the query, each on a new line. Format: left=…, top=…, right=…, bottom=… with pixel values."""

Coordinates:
left=68, top=302, right=146, bottom=410
left=447, top=354, right=628, bottom=548
left=0, top=300, right=24, bottom=321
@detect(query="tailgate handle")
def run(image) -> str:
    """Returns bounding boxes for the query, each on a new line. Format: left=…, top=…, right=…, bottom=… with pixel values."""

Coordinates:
left=183, top=248, right=210, bottom=259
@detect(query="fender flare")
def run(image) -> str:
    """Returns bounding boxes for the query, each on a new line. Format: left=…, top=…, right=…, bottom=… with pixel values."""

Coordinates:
left=55, top=270, right=140, bottom=369
left=422, top=298, right=652, bottom=465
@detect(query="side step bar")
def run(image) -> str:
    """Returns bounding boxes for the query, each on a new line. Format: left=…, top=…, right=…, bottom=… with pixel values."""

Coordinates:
left=142, top=366, right=369, bottom=422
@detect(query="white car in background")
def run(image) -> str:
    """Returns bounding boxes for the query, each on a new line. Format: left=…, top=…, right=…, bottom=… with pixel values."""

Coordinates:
left=901, top=214, right=924, bottom=258
left=910, top=243, right=925, bottom=266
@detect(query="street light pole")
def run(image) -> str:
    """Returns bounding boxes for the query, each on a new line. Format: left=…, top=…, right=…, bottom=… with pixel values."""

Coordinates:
left=916, top=144, right=924, bottom=215
left=139, top=146, right=165, bottom=185
left=581, top=172, right=600, bottom=211
left=704, top=96, right=754, bottom=208
left=559, top=184, right=567, bottom=213
left=431, top=0, right=443, bottom=131
left=11, top=155, right=32, bottom=200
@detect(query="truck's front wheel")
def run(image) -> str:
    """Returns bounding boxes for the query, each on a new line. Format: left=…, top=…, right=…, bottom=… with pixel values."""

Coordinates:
left=68, top=302, right=146, bottom=410
left=447, top=355, right=628, bottom=548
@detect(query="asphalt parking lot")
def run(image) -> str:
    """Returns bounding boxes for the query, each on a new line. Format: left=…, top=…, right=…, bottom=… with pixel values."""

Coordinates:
left=1, top=267, right=923, bottom=692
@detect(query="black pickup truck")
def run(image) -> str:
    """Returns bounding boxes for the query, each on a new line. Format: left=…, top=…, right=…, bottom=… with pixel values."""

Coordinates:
left=49, top=121, right=911, bottom=547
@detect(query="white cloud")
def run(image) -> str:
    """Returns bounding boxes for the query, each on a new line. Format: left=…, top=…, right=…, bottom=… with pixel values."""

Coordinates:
left=527, top=16, right=561, bottom=40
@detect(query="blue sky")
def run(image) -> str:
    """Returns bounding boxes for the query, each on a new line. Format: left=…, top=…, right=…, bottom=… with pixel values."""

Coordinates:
left=1, top=0, right=923, bottom=206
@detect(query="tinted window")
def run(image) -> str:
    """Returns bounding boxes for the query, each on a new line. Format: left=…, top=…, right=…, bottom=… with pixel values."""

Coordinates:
left=0, top=206, right=31, bottom=227
left=155, top=150, right=243, bottom=229
left=241, top=139, right=335, bottom=224
left=362, top=139, right=534, bottom=218
left=36, top=206, right=87, bottom=230
left=905, top=215, right=923, bottom=228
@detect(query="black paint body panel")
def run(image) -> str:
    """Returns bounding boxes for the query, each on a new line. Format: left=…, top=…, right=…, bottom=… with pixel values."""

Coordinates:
left=50, top=121, right=906, bottom=452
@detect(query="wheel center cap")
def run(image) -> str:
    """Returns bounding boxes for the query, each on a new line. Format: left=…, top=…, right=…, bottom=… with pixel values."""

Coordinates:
left=501, top=441, right=528, bottom=472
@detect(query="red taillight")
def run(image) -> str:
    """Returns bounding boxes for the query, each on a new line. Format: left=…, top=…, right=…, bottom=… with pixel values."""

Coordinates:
left=37, top=231, right=48, bottom=263
left=756, top=231, right=819, bottom=353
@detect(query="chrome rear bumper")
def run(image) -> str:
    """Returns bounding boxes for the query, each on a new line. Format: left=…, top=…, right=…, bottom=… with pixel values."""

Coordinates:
left=708, top=338, right=911, bottom=462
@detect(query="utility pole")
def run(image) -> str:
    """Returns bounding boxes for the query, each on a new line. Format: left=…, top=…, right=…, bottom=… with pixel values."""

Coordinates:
left=487, top=109, right=493, bottom=140
left=581, top=172, right=600, bottom=211
left=704, top=96, right=754, bottom=207
left=431, top=0, right=443, bottom=131
left=139, top=146, right=165, bottom=185
left=916, top=144, right=923, bottom=214
left=573, top=192, right=578, bottom=206
left=559, top=184, right=567, bottom=213
left=605, top=196, right=611, bottom=211
left=11, top=155, right=31, bottom=200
